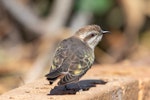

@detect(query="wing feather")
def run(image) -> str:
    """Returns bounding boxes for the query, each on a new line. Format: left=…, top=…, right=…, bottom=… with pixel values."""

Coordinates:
left=58, top=48, right=94, bottom=85
left=45, top=39, right=69, bottom=80
left=46, top=37, right=94, bottom=85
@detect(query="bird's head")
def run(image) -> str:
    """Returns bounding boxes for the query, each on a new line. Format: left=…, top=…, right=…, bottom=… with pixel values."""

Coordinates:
left=74, top=25, right=110, bottom=49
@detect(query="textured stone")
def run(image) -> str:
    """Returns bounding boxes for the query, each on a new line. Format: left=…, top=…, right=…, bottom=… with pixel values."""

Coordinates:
left=139, top=79, right=150, bottom=100
left=0, top=65, right=150, bottom=100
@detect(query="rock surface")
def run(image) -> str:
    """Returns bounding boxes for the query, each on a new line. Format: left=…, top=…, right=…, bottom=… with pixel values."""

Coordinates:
left=0, top=64, right=150, bottom=100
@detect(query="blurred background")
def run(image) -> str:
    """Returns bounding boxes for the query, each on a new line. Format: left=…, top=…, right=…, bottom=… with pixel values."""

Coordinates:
left=0, top=0, right=150, bottom=94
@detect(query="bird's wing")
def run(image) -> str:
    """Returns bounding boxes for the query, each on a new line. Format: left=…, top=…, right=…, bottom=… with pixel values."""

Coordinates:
left=45, top=39, right=70, bottom=78
left=58, top=48, right=94, bottom=85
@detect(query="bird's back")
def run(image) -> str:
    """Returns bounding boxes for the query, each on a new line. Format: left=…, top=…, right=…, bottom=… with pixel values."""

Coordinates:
left=46, top=36, right=94, bottom=85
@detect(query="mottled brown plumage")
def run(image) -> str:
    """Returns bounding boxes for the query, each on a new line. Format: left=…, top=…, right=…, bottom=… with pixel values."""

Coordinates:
left=45, top=25, right=109, bottom=88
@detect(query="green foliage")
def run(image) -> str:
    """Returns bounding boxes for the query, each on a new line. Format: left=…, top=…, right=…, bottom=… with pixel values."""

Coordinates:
left=77, top=0, right=114, bottom=15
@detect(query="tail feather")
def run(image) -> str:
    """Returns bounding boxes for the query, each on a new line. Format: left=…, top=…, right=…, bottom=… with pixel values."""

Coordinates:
left=45, top=69, right=61, bottom=78
left=45, top=69, right=62, bottom=85
left=46, top=77, right=59, bottom=85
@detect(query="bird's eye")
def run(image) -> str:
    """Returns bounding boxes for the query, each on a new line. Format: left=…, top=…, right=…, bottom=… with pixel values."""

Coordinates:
left=91, top=33, right=96, bottom=37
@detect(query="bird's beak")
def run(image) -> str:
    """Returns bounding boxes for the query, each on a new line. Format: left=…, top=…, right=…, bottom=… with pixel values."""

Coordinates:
left=101, top=30, right=110, bottom=34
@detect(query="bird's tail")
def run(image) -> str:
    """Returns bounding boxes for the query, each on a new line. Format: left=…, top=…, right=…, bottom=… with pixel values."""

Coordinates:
left=45, top=69, right=62, bottom=85
left=46, top=77, right=58, bottom=85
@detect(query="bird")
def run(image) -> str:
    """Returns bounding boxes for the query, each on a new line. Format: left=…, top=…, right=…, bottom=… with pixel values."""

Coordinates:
left=45, top=25, right=109, bottom=90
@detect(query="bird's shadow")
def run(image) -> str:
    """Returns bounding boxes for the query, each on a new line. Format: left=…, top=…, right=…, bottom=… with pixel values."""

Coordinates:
left=48, top=79, right=107, bottom=95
